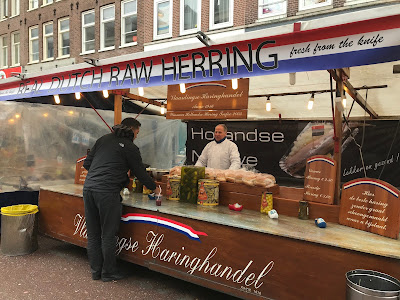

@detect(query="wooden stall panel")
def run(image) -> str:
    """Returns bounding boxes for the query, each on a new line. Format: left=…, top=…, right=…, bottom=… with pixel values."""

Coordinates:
left=303, top=155, right=336, bottom=204
left=339, top=178, right=400, bottom=239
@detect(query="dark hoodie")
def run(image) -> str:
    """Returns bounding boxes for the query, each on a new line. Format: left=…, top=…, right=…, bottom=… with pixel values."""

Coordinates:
left=83, top=124, right=156, bottom=192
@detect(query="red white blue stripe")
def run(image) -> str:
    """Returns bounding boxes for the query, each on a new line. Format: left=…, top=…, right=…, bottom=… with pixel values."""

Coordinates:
left=120, top=213, right=208, bottom=241
left=307, top=156, right=335, bottom=166
left=343, top=179, right=399, bottom=198
left=0, top=15, right=399, bottom=101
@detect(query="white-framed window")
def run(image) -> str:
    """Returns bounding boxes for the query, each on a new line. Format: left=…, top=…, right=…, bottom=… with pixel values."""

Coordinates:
left=0, top=35, right=7, bottom=68
left=180, top=0, right=201, bottom=35
left=11, top=32, right=19, bottom=66
left=82, top=10, right=95, bottom=53
left=121, top=0, right=137, bottom=46
left=258, top=0, right=286, bottom=19
left=154, top=0, right=172, bottom=39
left=0, top=0, right=8, bottom=19
left=29, top=25, right=39, bottom=63
left=100, top=4, right=115, bottom=50
left=11, top=0, right=19, bottom=16
left=43, top=22, right=54, bottom=60
left=298, top=0, right=332, bottom=11
left=209, top=0, right=233, bottom=30
left=43, top=0, right=53, bottom=5
left=29, top=0, right=39, bottom=10
left=58, top=17, right=69, bottom=57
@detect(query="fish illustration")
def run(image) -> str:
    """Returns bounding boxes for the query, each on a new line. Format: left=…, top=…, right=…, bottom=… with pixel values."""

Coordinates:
left=279, top=122, right=359, bottom=178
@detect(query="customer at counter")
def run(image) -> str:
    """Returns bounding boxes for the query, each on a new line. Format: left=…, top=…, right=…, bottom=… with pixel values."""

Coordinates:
left=195, top=124, right=241, bottom=170
left=83, top=117, right=159, bottom=282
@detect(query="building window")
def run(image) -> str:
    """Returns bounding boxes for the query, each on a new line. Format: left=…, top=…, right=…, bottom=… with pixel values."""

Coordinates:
left=209, top=0, right=233, bottom=30
left=29, top=0, right=39, bottom=10
left=258, top=0, right=286, bottom=18
left=0, top=35, right=7, bottom=68
left=0, top=0, right=8, bottom=19
left=121, top=0, right=137, bottom=46
left=154, top=0, right=172, bottom=39
left=298, top=0, right=331, bottom=10
left=11, top=0, right=19, bottom=16
left=58, top=18, right=69, bottom=57
left=82, top=10, right=95, bottom=53
left=43, top=0, right=53, bottom=5
left=29, top=26, right=39, bottom=63
left=100, top=4, right=115, bottom=50
left=180, top=0, right=200, bottom=35
left=11, top=32, right=19, bottom=66
left=43, top=22, right=54, bottom=60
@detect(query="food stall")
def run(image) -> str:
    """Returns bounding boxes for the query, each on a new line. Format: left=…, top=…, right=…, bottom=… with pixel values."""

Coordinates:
left=1, top=11, right=400, bottom=300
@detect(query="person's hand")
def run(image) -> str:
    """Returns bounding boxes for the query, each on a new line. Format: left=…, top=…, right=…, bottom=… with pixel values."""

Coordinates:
left=154, top=186, right=161, bottom=195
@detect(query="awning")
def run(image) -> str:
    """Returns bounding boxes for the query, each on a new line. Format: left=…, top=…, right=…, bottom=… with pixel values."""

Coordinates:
left=0, top=14, right=399, bottom=102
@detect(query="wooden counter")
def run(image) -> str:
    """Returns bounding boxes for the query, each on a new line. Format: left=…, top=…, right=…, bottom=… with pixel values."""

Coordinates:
left=38, top=183, right=400, bottom=300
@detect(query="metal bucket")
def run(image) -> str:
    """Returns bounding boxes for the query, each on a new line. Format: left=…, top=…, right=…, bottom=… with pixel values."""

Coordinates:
left=166, top=177, right=180, bottom=201
left=346, top=270, right=400, bottom=300
left=197, top=179, right=219, bottom=206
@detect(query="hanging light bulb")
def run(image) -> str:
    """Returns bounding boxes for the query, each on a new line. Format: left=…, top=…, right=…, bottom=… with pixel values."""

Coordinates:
left=54, top=94, right=61, bottom=104
left=179, top=83, right=186, bottom=93
left=75, top=92, right=81, bottom=100
left=232, top=78, right=238, bottom=90
left=160, top=104, right=166, bottom=115
left=342, top=91, right=347, bottom=108
left=102, top=90, right=109, bottom=98
left=308, top=93, right=314, bottom=110
left=138, top=87, right=144, bottom=96
left=15, top=114, right=20, bottom=119
left=266, top=96, right=271, bottom=112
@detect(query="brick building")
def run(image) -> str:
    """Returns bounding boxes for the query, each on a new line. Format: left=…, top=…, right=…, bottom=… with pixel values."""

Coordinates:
left=0, top=0, right=395, bottom=75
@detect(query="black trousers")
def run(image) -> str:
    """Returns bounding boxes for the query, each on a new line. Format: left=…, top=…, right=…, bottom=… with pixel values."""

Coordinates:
left=83, top=190, right=122, bottom=277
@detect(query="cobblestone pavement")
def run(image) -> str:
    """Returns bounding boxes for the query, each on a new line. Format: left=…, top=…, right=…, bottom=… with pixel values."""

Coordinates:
left=0, top=234, right=241, bottom=300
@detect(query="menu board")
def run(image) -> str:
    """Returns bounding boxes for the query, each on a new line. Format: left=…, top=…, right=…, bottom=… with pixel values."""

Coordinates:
left=339, top=178, right=400, bottom=239
left=74, top=156, right=87, bottom=185
left=303, top=155, right=336, bottom=204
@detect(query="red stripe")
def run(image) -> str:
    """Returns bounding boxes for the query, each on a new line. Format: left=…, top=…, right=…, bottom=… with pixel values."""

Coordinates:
left=1, top=15, right=399, bottom=91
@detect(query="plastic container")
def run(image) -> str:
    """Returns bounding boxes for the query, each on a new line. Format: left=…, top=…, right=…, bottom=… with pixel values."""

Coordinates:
left=1, top=204, right=39, bottom=256
left=346, top=269, right=400, bottom=300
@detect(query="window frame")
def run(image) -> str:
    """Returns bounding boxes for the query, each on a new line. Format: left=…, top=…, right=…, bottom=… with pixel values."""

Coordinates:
left=58, top=17, right=70, bottom=58
left=100, top=4, right=115, bottom=51
left=43, top=21, right=54, bottom=60
left=153, top=0, right=173, bottom=40
left=121, top=0, right=137, bottom=47
left=298, top=0, right=332, bottom=11
left=258, top=0, right=287, bottom=19
left=0, top=34, right=8, bottom=69
left=209, top=0, right=233, bottom=30
left=42, top=0, right=54, bottom=6
left=29, top=25, right=39, bottom=63
left=81, top=10, right=95, bottom=54
left=11, top=0, right=20, bottom=16
left=180, top=0, right=201, bottom=36
left=0, top=0, right=8, bottom=19
left=29, top=0, right=39, bottom=10
left=11, top=31, right=19, bottom=66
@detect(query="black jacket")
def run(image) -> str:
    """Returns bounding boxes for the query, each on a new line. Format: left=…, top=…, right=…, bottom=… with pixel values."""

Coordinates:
left=83, top=125, right=156, bottom=192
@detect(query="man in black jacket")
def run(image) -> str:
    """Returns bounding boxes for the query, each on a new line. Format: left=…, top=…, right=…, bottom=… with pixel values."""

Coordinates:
left=83, top=117, right=159, bottom=282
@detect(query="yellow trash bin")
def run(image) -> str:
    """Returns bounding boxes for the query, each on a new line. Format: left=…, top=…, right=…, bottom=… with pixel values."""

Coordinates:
left=1, top=204, right=39, bottom=256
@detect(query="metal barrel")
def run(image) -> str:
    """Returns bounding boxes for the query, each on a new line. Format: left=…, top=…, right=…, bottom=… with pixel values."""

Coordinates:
left=346, top=269, right=400, bottom=300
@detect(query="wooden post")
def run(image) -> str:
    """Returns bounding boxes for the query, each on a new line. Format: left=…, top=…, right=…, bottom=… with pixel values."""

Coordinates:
left=114, top=94, right=122, bottom=125
left=333, top=69, right=344, bottom=205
